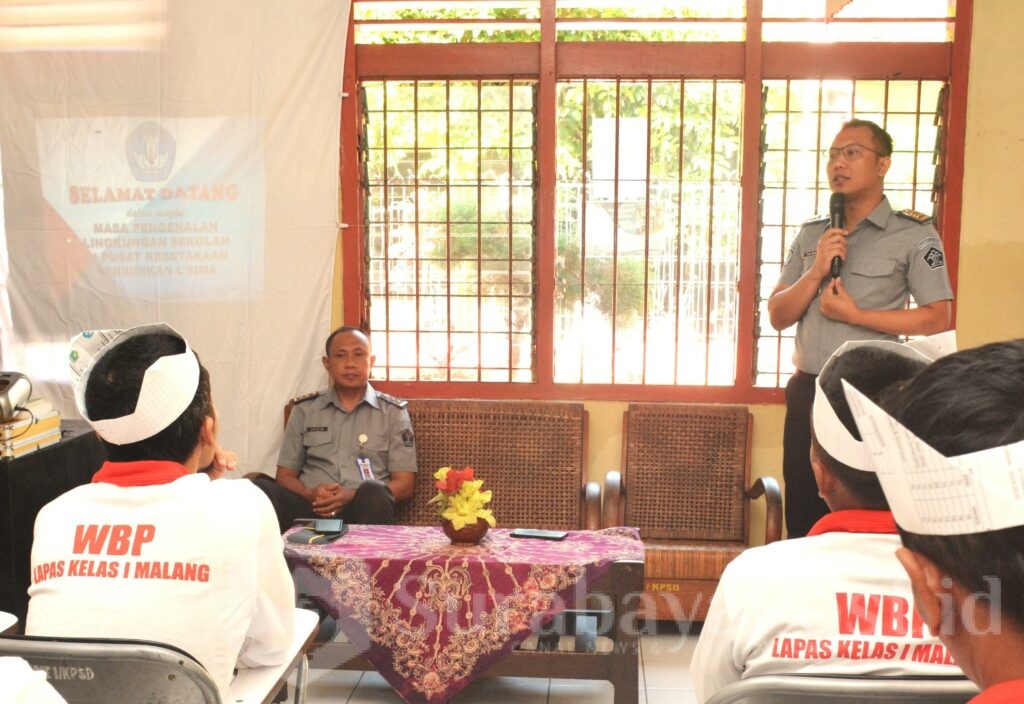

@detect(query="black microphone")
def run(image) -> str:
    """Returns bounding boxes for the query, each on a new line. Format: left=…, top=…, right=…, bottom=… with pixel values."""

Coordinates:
left=829, top=192, right=845, bottom=279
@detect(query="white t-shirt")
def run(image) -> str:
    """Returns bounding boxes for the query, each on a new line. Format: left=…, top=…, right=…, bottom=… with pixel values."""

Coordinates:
left=26, top=462, right=295, bottom=700
left=691, top=510, right=962, bottom=703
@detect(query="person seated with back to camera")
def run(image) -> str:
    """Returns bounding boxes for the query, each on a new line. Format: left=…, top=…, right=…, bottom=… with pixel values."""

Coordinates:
left=249, top=326, right=417, bottom=531
left=25, top=324, right=295, bottom=701
left=846, top=338, right=1024, bottom=703
left=690, top=334, right=963, bottom=703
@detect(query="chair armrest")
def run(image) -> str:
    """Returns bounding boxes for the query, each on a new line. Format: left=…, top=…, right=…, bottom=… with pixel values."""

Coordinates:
left=744, top=476, right=783, bottom=544
left=602, top=471, right=624, bottom=528
left=226, top=607, right=319, bottom=704
left=583, top=481, right=602, bottom=530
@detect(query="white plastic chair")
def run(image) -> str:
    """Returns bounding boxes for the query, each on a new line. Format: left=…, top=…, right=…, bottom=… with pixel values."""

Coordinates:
left=704, top=673, right=979, bottom=704
left=226, top=607, right=319, bottom=704
left=0, top=607, right=318, bottom=704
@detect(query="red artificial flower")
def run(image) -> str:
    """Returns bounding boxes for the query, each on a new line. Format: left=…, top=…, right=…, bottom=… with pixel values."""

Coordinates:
left=435, top=466, right=475, bottom=493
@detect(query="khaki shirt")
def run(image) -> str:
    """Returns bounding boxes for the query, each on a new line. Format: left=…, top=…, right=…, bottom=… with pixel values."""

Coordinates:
left=276, top=383, right=417, bottom=490
left=779, top=197, right=953, bottom=375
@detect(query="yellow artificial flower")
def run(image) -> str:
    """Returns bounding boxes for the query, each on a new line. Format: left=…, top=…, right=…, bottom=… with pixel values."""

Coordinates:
left=428, top=465, right=496, bottom=529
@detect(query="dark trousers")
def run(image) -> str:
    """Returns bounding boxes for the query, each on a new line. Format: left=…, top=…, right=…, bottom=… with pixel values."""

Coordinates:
left=783, top=370, right=830, bottom=538
left=249, top=474, right=397, bottom=532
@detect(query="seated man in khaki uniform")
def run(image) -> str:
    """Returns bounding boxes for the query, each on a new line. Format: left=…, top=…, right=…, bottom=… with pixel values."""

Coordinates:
left=251, top=326, right=416, bottom=530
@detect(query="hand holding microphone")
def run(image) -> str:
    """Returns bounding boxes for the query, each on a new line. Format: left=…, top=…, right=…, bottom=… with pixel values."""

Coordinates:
left=829, top=192, right=845, bottom=279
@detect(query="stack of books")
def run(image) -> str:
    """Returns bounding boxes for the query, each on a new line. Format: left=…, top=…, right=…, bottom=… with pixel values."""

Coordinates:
left=1, top=397, right=62, bottom=459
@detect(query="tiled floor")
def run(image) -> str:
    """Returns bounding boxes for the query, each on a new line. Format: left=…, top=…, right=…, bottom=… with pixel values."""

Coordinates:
left=300, top=623, right=702, bottom=704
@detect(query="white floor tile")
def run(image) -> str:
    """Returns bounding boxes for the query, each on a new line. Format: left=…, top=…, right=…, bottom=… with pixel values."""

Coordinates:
left=644, top=688, right=698, bottom=704
left=547, top=683, right=616, bottom=704
left=638, top=630, right=696, bottom=663
left=451, top=675, right=549, bottom=703
left=642, top=658, right=695, bottom=690
left=641, top=631, right=699, bottom=664
left=298, top=667, right=362, bottom=702
left=549, top=678, right=614, bottom=690
left=300, top=628, right=706, bottom=704
left=345, top=671, right=406, bottom=704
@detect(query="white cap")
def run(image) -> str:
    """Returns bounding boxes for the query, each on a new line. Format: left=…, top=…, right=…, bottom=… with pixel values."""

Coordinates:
left=70, top=323, right=200, bottom=445
left=843, top=374, right=1024, bottom=536
left=812, top=331, right=956, bottom=471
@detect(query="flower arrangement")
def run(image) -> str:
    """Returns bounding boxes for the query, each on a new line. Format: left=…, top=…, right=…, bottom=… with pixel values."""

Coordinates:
left=428, top=466, right=496, bottom=530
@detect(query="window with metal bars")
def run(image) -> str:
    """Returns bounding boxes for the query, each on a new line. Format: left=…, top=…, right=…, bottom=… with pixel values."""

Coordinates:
left=346, top=0, right=965, bottom=398
left=754, top=79, right=947, bottom=388
left=554, top=78, right=743, bottom=385
left=361, top=80, right=536, bottom=382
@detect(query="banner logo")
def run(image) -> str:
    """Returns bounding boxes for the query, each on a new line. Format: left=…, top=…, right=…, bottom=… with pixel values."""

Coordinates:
left=126, top=121, right=175, bottom=182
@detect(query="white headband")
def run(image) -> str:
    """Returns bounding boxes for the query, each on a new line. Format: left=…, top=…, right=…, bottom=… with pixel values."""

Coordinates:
left=70, top=323, right=200, bottom=445
left=812, top=331, right=956, bottom=471
left=843, top=379, right=1024, bottom=536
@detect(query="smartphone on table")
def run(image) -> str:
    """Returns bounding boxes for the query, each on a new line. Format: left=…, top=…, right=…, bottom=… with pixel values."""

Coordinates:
left=314, top=518, right=344, bottom=534
left=509, top=528, right=569, bottom=540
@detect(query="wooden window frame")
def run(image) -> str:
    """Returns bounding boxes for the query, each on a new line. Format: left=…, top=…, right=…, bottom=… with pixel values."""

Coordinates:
left=340, top=0, right=972, bottom=403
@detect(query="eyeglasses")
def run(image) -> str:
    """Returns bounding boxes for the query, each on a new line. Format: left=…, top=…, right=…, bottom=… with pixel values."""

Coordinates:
left=825, top=143, right=886, bottom=162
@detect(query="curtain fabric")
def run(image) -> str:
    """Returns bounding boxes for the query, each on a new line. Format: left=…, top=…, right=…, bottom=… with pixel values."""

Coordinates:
left=0, top=0, right=349, bottom=471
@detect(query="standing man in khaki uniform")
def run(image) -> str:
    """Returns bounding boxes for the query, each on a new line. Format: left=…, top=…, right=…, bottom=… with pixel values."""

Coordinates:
left=768, top=119, right=953, bottom=538
left=250, top=326, right=416, bottom=530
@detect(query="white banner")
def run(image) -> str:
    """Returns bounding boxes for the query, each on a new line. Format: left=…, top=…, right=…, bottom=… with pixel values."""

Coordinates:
left=0, top=0, right=348, bottom=471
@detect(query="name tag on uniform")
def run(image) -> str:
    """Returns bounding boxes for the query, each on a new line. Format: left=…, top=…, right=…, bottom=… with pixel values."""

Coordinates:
left=355, top=455, right=375, bottom=481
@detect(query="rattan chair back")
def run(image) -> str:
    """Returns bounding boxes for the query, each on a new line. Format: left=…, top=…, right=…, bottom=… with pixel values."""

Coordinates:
left=399, top=399, right=588, bottom=530
left=623, top=403, right=751, bottom=542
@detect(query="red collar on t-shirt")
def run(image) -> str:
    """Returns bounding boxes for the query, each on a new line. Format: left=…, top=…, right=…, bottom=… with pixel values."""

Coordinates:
left=807, top=509, right=898, bottom=537
left=92, top=460, right=191, bottom=487
left=969, top=679, right=1024, bottom=704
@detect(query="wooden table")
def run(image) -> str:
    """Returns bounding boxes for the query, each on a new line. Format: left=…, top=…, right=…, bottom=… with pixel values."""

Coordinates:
left=285, top=525, right=644, bottom=704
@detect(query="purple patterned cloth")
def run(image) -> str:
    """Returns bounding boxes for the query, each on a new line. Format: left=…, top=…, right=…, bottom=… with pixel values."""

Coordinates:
left=285, top=525, right=642, bottom=703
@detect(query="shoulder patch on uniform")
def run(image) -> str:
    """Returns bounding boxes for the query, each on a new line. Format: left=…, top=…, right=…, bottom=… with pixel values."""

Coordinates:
left=289, top=391, right=319, bottom=405
left=896, top=208, right=933, bottom=224
left=376, top=391, right=408, bottom=408
left=922, top=247, right=945, bottom=269
left=803, top=214, right=829, bottom=225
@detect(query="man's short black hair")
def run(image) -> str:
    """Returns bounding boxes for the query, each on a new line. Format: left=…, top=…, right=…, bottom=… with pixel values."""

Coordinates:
left=324, top=326, right=371, bottom=356
left=84, top=331, right=212, bottom=463
left=886, top=339, right=1024, bottom=627
left=811, top=345, right=927, bottom=509
left=842, top=118, right=894, bottom=157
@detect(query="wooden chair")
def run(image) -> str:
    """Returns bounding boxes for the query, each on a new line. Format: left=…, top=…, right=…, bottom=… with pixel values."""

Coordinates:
left=603, top=403, right=782, bottom=622
left=400, top=399, right=599, bottom=529
left=0, top=607, right=319, bottom=704
left=704, top=673, right=979, bottom=704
